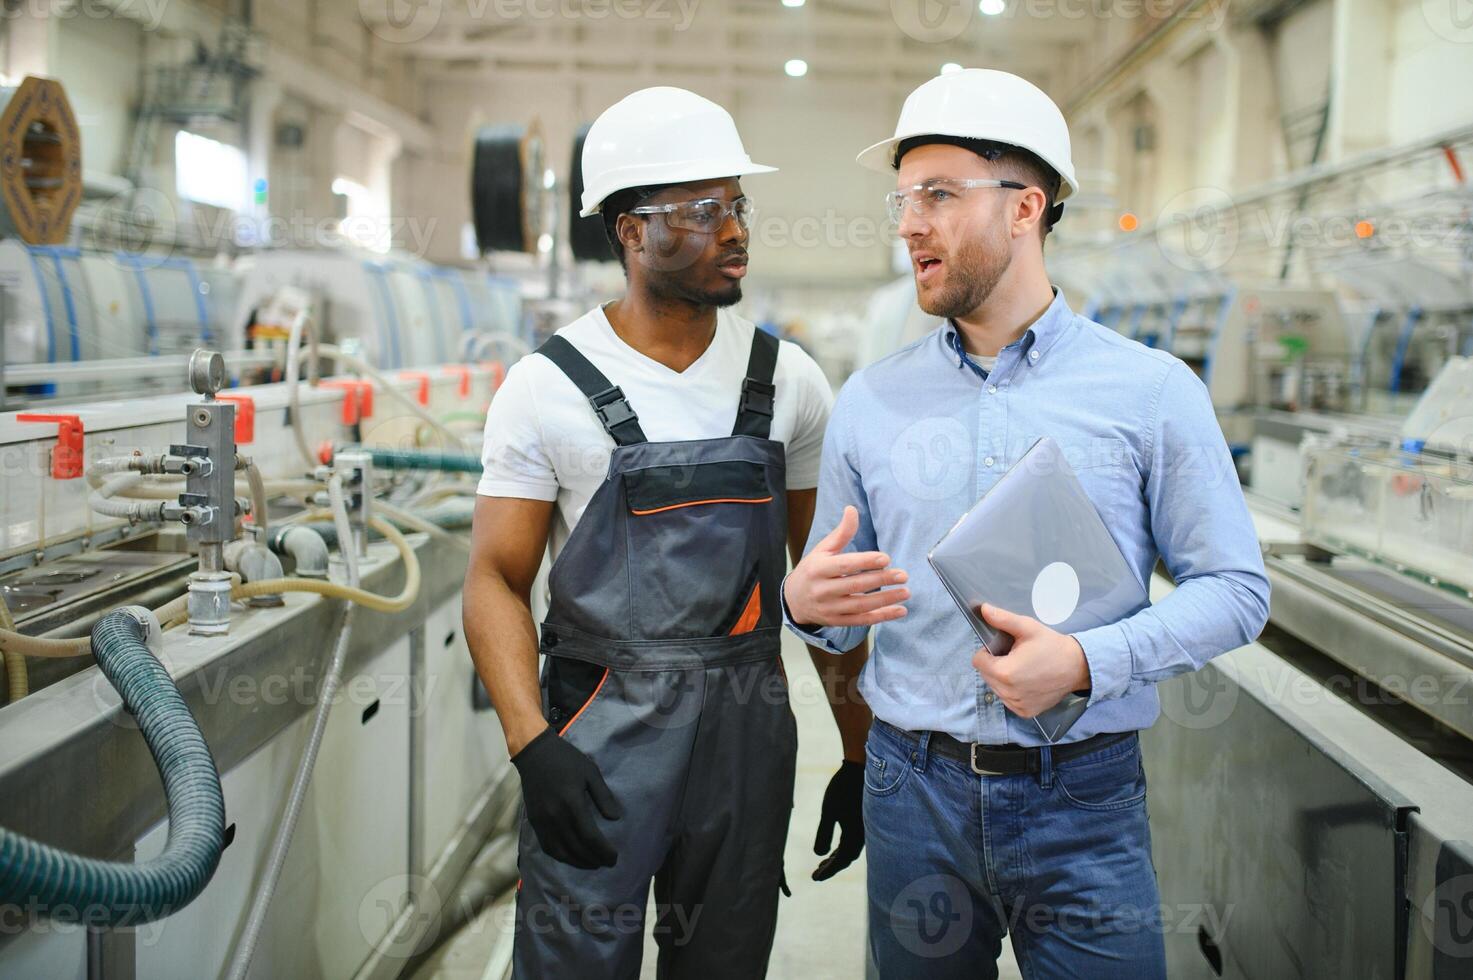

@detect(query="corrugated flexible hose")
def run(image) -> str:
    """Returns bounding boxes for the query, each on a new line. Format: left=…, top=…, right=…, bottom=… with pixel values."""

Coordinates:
left=0, top=608, right=225, bottom=926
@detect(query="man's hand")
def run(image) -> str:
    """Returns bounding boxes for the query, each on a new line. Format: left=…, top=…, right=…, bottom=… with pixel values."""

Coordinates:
left=812, top=760, right=864, bottom=881
left=511, top=727, right=625, bottom=869
left=785, top=506, right=910, bottom=627
left=971, top=603, right=1091, bottom=718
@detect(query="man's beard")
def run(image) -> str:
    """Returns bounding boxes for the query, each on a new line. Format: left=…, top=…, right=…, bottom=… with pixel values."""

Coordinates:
left=916, top=226, right=1011, bottom=320
left=637, top=230, right=745, bottom=308
left=645, top=263, right=742, bottom=306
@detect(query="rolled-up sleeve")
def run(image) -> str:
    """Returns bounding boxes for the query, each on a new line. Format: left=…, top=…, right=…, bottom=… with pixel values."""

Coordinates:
left=781, top=380, right=876, bottom=655
left=1074, top=362, right=1271, bottom=704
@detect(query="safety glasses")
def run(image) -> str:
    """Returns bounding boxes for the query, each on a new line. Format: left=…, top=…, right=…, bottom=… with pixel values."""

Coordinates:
left=885, top=178, right=1026, bottom=225
left=628, top=196, right=755, bottom=234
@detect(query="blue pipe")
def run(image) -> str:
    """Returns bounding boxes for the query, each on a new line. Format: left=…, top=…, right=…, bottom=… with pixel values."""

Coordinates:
left=363, top=263, right=402, bottom=368
left=24, top=246, right=57, bottom=362
left=0, top=610, right=226, bottom=926
left=362, top=446, right=482, bottom=474
left=1388, top=307, right=1424, bottom=394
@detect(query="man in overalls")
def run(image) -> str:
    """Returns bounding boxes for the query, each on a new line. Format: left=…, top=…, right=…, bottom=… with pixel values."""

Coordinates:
left=464, top=87, right=872, bottom=977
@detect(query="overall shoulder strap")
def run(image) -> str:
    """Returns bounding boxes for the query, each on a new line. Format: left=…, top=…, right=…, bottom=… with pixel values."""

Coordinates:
left=732, top=327, right=780, bottom=439
left=536, top=335, right=648, bottom=446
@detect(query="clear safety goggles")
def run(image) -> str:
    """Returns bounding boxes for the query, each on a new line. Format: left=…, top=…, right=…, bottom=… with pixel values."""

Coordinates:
left=627, top=196, right=755, bottom=234
left=884, top=178, right=1026, bottom=225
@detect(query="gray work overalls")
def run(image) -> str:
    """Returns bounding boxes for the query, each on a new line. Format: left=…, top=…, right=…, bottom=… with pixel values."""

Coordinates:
left=513, top=328, right=798, bottom=979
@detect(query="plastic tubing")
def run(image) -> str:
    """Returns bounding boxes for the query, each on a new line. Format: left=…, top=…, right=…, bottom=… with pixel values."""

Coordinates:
left=233, top=514, right=420, bottom=614
left=242, top=460, right=270, bottom=539
left=284, top=309, right=324, bottom=470
left=0, top=514, right=419, bottom=659
left=89, top=472, right=168, bottom=523
left=0, top=592, right=27, bottom=702
left=223, top=478, right=359, bottom=980
left=375, top=500, right=471, bottom=554
left=0, top=608, right=226, bottom=926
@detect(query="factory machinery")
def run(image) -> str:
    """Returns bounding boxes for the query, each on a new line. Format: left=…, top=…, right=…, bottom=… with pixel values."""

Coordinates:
left=0, top=75, right=539, bottom=978
left=969, top=130, right=1473, bottom=978
left=0, top=335, right=522, bottom=978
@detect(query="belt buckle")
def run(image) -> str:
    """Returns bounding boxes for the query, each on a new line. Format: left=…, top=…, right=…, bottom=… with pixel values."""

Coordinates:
left=970, top=743, right=1004, bottom=776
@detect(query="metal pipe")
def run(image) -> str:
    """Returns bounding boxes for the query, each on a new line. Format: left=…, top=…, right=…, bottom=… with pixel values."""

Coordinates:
left=224, top=477, right=360, bottom=980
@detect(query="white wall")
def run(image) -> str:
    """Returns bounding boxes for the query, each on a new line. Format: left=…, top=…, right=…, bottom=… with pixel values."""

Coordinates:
left=54, top=11, right=143, bottom=180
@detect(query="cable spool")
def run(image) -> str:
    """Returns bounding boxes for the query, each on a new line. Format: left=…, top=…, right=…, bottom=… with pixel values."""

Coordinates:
left=568, top=123, right=612, bottom=263
left=471, top=122, right=545, bottom=254
left=0, top=76, right=82, bottom=245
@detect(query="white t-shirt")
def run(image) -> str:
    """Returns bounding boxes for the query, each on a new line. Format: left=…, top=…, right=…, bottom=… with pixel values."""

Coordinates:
left=478, top=305, right=834, bottom=561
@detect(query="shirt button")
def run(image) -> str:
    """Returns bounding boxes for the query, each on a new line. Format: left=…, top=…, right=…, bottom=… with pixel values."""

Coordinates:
left=984, top=456, right=995, bottom=467
left=1029, top=350, right=1040, bottom=361
left=987, top=384, right=998, bottom=394
left=984, top=692, right=995, bottom=705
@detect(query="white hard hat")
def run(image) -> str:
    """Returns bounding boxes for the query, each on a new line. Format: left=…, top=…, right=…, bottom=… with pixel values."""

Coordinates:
left=578, top=87, right=777, bottom=217
left=857, top=69, right=1078, bottom=201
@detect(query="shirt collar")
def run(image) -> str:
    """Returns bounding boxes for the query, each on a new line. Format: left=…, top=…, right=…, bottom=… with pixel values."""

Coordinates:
left=941, top=287, right=1075, bottom=372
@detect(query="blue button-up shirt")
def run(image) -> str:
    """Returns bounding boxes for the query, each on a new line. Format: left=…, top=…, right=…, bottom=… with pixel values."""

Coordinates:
left=784, top=288, right=1270, bottom=746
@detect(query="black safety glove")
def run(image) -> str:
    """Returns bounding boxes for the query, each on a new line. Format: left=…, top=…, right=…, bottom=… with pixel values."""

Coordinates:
left=512, top=727, right=624, bottom=870
left=812, top=760, right=865, bottom=881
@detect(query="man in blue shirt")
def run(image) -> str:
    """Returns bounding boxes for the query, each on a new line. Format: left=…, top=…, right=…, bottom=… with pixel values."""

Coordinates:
left=783, top=69, right=1270, bottom=977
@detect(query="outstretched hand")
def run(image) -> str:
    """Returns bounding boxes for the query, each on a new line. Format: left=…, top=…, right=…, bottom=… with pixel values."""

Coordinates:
left=785, top=506, right=910, bottom=628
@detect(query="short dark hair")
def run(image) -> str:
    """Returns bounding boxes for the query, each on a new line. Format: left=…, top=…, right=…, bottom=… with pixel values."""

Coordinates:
left=894, top=135, right=1064, bottom=241
left=600, top=184, right=663, bottom=268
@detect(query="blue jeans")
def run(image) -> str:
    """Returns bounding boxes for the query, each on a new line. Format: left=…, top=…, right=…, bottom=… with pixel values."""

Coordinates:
left=863, top=721, right=1167, bottom=979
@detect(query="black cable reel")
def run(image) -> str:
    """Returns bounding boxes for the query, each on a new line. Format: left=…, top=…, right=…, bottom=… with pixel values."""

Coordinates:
left=568, top=122, right=614, bottom=263
left=471, top=120, right=546, bottom=254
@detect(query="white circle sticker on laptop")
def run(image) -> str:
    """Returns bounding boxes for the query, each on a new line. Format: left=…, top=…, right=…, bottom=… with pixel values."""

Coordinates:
left=1031, top=561, right=1080, bottom=626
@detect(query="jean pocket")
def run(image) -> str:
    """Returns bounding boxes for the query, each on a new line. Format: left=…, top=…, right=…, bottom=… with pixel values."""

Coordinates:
left=863, top=730, right=912, bottom=797
left=1054, top=743, right=1147, bottom=812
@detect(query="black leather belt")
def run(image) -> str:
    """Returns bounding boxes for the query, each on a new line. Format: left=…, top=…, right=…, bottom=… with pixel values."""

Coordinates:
left=877, top=720, right=1135, bottom=776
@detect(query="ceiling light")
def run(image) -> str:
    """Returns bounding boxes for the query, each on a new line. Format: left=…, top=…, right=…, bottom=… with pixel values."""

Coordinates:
left=979, top=0, right=1005, bottom=14
left=941, top=63, right=963, bottom=74
left=782, top=0, right=805, bottom=7
left=784, top=59, right=808, bottom=77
